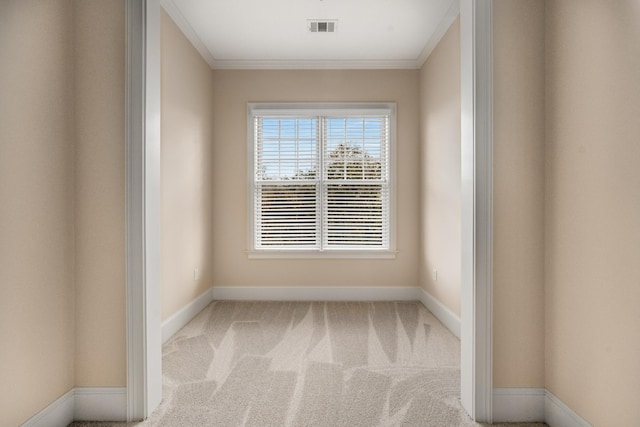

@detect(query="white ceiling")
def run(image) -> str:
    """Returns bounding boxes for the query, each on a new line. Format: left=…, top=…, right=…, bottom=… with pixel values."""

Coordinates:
left=161, top=0, right=459, bottom=70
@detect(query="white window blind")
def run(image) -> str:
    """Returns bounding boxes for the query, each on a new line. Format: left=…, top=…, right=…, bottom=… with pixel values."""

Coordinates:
left=250, top=104, right=395, bottom=256
left=254, top=117, right=320, bottom=248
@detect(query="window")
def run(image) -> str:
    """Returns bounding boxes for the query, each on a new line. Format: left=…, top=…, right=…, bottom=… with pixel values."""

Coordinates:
left=248, top=103, right=396, bottom=258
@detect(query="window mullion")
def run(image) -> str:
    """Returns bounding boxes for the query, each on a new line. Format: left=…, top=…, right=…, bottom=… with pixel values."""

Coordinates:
left=249, top=103, right=395, bottom=256
left=254, top=117, right=261, bottom=249
left=318, top=116, right=324, bottom=250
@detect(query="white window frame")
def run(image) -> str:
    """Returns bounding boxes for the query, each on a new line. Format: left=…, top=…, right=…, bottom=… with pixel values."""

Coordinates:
left=247, top=103, right=397, bottom=259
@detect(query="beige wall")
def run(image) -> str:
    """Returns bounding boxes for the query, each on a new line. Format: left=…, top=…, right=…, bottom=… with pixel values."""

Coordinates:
left=211, top=70, right=420, bottom=287
left=418, top=18, right=461, bottom=317
left=493, top=0, right=546, bottom=388
left=161, top=11, right=215, bottom=320
left=0, top=1, right=76, bottom=425
left=545, top=0, right=640, bottom=424
left=73, top=0, right=126, bottom=388
left=6, top=1, right=639, bottom=424
left=0, top=1, right=126, bottom=423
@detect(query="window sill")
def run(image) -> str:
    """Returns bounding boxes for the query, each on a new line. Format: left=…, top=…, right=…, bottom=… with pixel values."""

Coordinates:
left=247, top=249, right=398, bottom=260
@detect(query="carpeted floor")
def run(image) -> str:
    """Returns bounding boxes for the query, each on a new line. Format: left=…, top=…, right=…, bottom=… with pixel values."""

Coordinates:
left=70, top=301, right=546, bottom=427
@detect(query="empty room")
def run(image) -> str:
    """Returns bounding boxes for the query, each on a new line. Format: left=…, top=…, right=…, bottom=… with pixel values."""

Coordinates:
left=1, top=1, right=638, bottom=426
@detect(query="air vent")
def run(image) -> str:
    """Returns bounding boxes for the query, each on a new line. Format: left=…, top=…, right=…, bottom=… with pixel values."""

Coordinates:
left=308, top=20, right=337, bottom=33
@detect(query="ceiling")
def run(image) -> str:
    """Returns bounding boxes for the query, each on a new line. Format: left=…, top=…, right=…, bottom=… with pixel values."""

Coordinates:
left=161, top=0, right=459, bottom=70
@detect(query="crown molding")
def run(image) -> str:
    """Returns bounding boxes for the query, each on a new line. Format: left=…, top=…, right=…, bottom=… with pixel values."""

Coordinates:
left=417, top=0, right=460, bottom=67
left=160, top=0, right=217, bottom=69
left=160, top=0, right=434, bottom=70
left=210, top=58, right=420, bottom=70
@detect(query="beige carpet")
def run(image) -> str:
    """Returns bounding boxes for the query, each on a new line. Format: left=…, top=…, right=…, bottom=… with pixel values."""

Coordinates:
left=70, top=301, right=546, bottom=427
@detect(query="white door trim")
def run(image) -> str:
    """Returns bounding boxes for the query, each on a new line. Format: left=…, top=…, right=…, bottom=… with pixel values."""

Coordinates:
left=125, top=0, right=162, bottom=421
left=460, top=0, right=494, bottom=422
left=125, top=0, right=494, bottom=422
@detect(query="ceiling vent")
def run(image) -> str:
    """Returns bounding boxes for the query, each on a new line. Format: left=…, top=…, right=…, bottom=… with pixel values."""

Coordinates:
left=308, top=20, right=337, bottom=33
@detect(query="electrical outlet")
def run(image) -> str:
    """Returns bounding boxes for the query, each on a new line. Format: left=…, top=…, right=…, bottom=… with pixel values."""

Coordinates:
left=432, top=269, right=438, bottom=281
left=194, top=268, right=200, bottom=281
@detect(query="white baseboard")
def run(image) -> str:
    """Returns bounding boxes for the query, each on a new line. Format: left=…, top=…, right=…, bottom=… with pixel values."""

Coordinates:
left=21, top=384, right=591, bottom=427
left=161, top=287, right=215, bottom=344
left=545, top=390, right=592, bottom=427
left=20, top=389, right=75, bottom=427
left=491, top=388, right=592, bottom=426
left=211, top=286, right=462, bottom=339
left=211, top=286, right=419, bottom=301
left=493, top=388, right=545, bottom=422
left=416, top=287, right=461, bottom=338
left=20, top=387, right=126, bottom=426
left=74, top=387, right=126, bottom=421
left=19, top=287, right=591, bottom=427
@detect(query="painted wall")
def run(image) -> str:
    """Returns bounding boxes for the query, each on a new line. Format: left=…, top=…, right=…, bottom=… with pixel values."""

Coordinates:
left=418, top=18, right=461, bottom=317
left=0, top=1, right=126, bottom=423
left=161, top=11, right=215, bottom=321
left=73, top=0, right=126, bottom=388
left=211, top=70, right=420, bottom=288
left=492, top=0, right=545, bottom=388
left=0, top=1, right=76, bottom=425
left=545, top=0, right=640, bottom=424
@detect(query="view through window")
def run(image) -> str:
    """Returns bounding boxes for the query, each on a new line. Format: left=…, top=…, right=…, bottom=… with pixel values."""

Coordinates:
left=249, top=104, right=395, bottom=257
